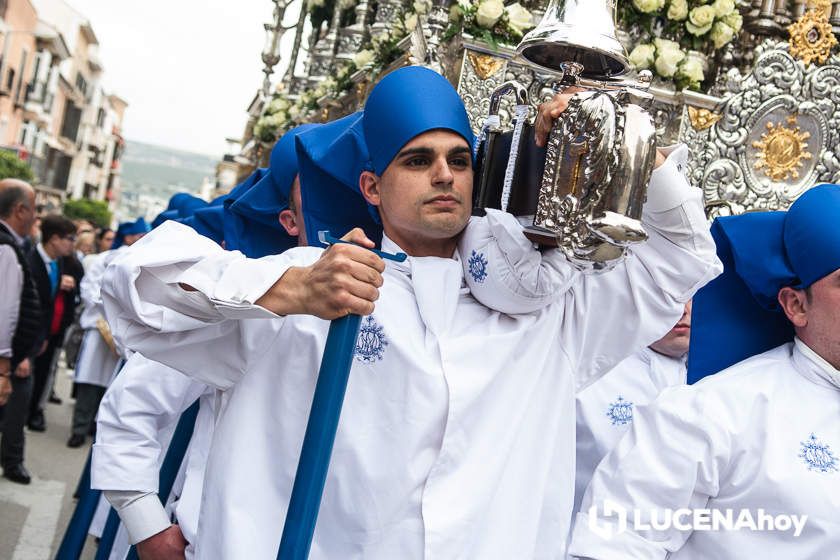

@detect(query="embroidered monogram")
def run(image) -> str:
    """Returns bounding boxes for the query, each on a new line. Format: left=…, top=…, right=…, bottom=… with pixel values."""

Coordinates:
left=354, top=315, right=389, bottom=364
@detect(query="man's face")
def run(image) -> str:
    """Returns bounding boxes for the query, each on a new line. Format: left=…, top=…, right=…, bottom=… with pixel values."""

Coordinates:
left=100, top=231, right=115, bottom=251
left=799, top=268, right=840, bottom=366
left=362, top=130, right=473, bottom=251
left=54, top=233, right=76, bottom=257
left=649, top=300, right=692, bottom=359
left=19, top=191, right=37, bottom=234
left=279, top=176, right=307, bottom=247
left=123, top=232, right=145, bottom=247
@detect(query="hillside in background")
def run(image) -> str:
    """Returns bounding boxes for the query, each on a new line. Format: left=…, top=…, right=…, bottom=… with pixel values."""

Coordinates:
left=121, top=140, right=217, bottom=196
left=117, top=140, right=218, bottom=221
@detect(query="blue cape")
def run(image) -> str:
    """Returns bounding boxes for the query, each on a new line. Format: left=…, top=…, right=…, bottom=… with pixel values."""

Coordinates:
left=112, top=217, right=150, bottom=249
left=297, top=112, right=382, bottom=247
left=227, top=126, right=317, bottom=257
left=688, top=184, right=840, bottom=383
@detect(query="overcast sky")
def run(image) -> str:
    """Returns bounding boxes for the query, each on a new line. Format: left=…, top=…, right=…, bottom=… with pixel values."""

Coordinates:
left=67, top=0, right=301, bottom=158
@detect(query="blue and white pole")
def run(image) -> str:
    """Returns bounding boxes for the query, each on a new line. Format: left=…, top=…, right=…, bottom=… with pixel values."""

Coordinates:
left=277, top=232, right=405, bottom=560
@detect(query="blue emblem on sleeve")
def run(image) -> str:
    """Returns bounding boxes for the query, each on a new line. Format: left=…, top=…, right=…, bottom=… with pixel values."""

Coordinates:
left=354, top=315, right=389, bottom=364
left=606, top=396, right=634, bottom=426
left=799, top=434, right=838, bottom=473
left=467, top=250, right=488, bottom=283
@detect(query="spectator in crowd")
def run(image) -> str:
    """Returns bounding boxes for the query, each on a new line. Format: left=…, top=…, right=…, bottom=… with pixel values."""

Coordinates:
left=0, top=179, right=42, bottom=485
left=26, top=215, right=80, bottom=432
left=96, top=227, right=114, bottom=253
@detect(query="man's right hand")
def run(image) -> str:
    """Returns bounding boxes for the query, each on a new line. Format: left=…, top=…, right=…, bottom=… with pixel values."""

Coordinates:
left=136, top=524, right=188, bottom=560
left=0, top=374, right=11, bottom=405
left=256, top=228, right=385, bottom=319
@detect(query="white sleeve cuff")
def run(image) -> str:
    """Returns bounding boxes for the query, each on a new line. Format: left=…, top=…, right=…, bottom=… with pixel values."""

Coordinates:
left=644, top=144, right=694, bottom=214
left=104, top=491, right=171, bottom=545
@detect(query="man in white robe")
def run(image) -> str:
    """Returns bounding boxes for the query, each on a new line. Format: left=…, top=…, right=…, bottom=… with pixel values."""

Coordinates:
left=102, top=67, right=720, bottom=559
left=569, top=184, right=840, bottom=559
left=69, top=218, right=149, bottom=448
left=92, top=126, right=316, bottom=560
left=573, top=302, right=690, bottom=513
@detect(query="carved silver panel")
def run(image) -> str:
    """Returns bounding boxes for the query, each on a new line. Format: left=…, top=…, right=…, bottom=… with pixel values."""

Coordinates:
left=687, top=39, right=840, bottom=216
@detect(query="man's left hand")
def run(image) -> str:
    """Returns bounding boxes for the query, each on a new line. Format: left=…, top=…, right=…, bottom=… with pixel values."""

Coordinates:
left=535, top=88, right=666, bottom=169
left=15, top=358, right=31, bottom=378
left=60, top=274, right=76, bottom=291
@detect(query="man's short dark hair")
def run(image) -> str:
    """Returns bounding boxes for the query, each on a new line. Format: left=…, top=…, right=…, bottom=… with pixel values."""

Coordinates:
left=0, top=184, right=29, bottom=218
left=41, top=214, right=76, bottom=243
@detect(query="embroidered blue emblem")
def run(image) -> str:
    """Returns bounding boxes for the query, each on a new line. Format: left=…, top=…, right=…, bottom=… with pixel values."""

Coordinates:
left=354, top=315, right=388, bottom=364
left=468, top=250, right=488, bottom=283
left=606, top=396, right=634, bottom=426
left=799, top=434, right=838, bottom=473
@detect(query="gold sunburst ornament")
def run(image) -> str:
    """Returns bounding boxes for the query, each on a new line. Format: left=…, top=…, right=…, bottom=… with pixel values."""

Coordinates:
left=688, top=107, right=722, bottom=130
left=468, top=53, right=505, bottom=80
left=752, top=116, right=812, bottom=181
left=788, top=6, right=838, bottom=65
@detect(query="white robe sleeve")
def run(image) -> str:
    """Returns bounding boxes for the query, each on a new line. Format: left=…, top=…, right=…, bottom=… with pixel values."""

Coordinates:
left=568, top=384, right=730, bottom=559
left=101, top=221, right=323, bottom=389
left=559, top=145, right=721, bottom=391
left=91, top=353, right=207, bottom=493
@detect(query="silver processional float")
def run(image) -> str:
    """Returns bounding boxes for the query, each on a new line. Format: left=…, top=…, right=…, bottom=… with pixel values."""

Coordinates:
left=278, top=1, right=657, bottom=558
left=474, top=0, right=658, bottom=272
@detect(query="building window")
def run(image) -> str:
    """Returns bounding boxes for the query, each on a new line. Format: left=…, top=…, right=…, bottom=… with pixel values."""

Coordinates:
left=75, top=72, right=87, bottom=98
left=96, top=108, right=105, bottom=128
left=60, top=101, right=83, bottom=142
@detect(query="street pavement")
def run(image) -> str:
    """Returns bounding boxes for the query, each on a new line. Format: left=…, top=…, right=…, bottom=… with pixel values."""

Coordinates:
left=0, top=359, right=98, bottom=559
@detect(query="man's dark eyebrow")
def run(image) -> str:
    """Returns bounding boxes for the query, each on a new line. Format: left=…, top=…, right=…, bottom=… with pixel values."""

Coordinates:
left=396, top=147, right=434, bottom=159
left=447, top=146, right=471, bottom=157
left=396, top=145, right=472, bottom=159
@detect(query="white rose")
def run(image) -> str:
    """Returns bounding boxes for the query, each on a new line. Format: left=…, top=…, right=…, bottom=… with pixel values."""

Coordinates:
left=629, top=44, right=657, bottom=69
left=677, top=57, right=705, bottom=85
left=413, top=0, right=431, bottom=14
left=685, top=20, right=712, bottom=36
left=632, top=0, right=665, bottom=14
left=711, top=0, right=735, bottom=17
left=268, top=97, right=289, bottom=113
left=288, top=105, right=301, bottom=120
left=667, top=0, right=688, bottom=20
left=723, top=11, right=743, bottom=32
left=710, top=21, right=735, bottom=48
left=403, top=13, right=418, bottom=31
left=505, top=3, right=533, bottom=34
left=688, top=5, right=715, bottom=27
left=475, top=0, right=504, bottom=28
left=353, top=49, right=374, bottom=68
left=653, top=38, right=686, bottom=78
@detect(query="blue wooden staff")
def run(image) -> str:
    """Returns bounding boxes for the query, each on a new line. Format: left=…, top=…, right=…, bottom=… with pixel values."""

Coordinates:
left=277, top=233, right=404, bottom=560
left=56, top=450, right=101, bottom=559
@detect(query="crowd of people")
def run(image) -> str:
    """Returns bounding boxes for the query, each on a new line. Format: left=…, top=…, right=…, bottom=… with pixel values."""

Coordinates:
left=1, top=65, right=838, bottom=559
left=0, top=182, right=122, bottom=484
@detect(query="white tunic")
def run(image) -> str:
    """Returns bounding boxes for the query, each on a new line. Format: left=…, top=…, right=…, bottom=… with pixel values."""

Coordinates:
left=75, top=249, right=122, bottom=386
left=92, top=352, right=215, bottom=559
left=102, top=157, right=719, bottom=559
left=569, top=340, right=840, bottom=559
left=574, top=349, right=686, bottom=512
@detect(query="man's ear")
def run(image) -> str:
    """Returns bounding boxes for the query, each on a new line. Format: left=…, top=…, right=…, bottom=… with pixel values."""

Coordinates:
left=278, top=209, right=299, bottom=236
left=359, top=171, right=380, bottom=207
left=778, top=286, right=808, bottom=328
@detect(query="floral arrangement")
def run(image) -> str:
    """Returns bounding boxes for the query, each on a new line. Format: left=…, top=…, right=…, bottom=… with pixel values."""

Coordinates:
left=445, top=0, right=535, bottom=48
left=619, top=0, right=744, bottom=90
left=254, top=2, right=420, bottom=143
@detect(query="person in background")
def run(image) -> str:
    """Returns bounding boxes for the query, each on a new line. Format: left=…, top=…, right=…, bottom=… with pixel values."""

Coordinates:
left=95, top=227, right=115, bottom=254
left=26, top=215, right=81, bottom=432
left=0, top=179, right=42, bottom=484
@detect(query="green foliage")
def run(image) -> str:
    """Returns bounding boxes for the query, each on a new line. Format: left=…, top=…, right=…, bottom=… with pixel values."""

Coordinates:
left=0, top=150, right=35, bottom=182
left=62, top=198, right=113, bottom=228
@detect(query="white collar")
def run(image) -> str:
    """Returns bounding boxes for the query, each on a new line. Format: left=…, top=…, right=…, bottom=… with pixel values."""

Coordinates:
left=0, top=219, right=24, bottom=246
left=794, top=337, right=840, bottom=391
left=36, top=242, right=54, bottom=265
